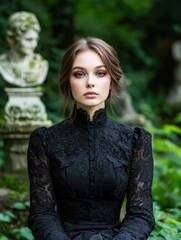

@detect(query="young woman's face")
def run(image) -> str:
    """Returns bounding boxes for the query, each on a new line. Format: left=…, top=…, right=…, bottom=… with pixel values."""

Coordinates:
left=70, top=50, right=111, bottom=114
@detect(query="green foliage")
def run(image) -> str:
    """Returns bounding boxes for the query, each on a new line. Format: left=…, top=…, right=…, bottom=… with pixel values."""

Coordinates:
left=75, top=0, right=154, bottom=70
left=13, top=202, right=27, bottom=211
left=0, top=173, right=33, bottom=239
left=12, top=227, right=34, bottom=240
left=0, top=199, right=33, bottom=239
left=145, top=122, right=181, bottom=238
left=0, top=211, right=16, bottom=223
left=0, top=237, right=9, bottom=240
left=146, top=124, right=181, bottom=209
left=174, top=112, right=181, bottom=124
left=149, top=203, right=181, bottom=240
left=0, top=173, right=28, bottom=194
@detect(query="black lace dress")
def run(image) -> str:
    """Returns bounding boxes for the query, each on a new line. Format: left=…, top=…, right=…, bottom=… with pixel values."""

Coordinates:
left=27, top=107, right=155, bottom=240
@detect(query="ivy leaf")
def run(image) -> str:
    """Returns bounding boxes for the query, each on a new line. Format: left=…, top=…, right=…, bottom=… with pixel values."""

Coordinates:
left=12, top=202, right=26, bottom=210
left=0, top=236, right=9, bottom=240
left=0, top=213, right=11, bottom=222
left=24, top=200, right=30, bottom=207
left=19, top=227, right=34, bottom=240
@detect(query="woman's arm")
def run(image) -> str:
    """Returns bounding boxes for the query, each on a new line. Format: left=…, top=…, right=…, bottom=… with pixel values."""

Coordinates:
left=27, top=127, right=70, bottom=240
left=113, top=127, right=155, bottom=240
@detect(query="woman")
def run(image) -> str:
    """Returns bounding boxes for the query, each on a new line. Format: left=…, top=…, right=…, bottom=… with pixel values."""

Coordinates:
left=27, top=37, right=155, bottom=240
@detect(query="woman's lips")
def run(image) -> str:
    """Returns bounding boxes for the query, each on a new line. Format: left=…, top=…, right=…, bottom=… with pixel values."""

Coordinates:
left=84, top=91, right=98, bottom=98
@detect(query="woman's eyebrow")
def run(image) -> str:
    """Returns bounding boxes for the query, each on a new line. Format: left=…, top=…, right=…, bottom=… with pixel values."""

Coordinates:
left=95, top=65, right=106, bottom=69
left=72, top=65, right=106, bottom=70
left=72, top=66, right=85, bottom=70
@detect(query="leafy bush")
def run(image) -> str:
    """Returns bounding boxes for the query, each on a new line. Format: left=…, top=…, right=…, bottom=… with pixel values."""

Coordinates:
left=145, top=123, right=181, bottom=238
left=149, top=202, right=181, bottom=240
left=0, top=173, right=33, bottom=239
left=147, top=124, right=181, bottom=209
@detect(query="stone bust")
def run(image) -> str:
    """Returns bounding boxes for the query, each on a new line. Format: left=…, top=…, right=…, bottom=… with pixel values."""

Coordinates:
left=0, top=11, right=48, bottom=87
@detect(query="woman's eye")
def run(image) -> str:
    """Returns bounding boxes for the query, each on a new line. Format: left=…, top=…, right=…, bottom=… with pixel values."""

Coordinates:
left=96, top=71, right=107, bottom=77
left=73, top=72, right=85, bottom=78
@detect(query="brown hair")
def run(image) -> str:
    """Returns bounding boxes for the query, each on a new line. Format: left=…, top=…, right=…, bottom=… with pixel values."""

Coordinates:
left=59, top=37, right=124, bottom=102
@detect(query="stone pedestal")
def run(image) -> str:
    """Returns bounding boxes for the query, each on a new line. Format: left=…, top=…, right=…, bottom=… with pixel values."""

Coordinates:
left=0, top=11, right=51, bottom=171
left=0, top=124, right=51, bottom=171
left=0, top=126, right=35, bottom=171
left=0, top=87, right=51, bottom=171
left=4, top=87, right=49, bottom=125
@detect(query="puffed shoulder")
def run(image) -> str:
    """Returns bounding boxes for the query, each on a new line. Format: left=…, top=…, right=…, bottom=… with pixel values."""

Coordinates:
left=30, top=126, right=48, bottom=137
left=29, top=127, right=49, bottom=148
left=132, top=126, right=152, bottom=147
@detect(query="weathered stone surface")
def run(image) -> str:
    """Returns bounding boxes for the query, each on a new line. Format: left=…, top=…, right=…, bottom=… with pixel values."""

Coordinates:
left=0, top=11, right=48, bottom=87
left=0, top=124, right=51, bottom=171
left=114, top=88, right=147, bottom=126
left=4, top=87, right=51, bottom=126
left=167, top=40, right=181, bottom=109
left=0, top=11, right=52, bottom=171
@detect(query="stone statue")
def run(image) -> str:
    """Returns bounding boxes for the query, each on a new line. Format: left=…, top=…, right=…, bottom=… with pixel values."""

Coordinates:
left=0, top=11, right=51, bottom=171
left=167, top=40, right=181, bottom=108
left=113, top=79, right=146, bottom=126
left=0, top=11, right=48, bottom=87
left=0, top=11, right=50, bottom=126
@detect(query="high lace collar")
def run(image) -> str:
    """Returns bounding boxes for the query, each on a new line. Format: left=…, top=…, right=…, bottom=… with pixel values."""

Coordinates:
left=71, top=105, right=107, bottom=128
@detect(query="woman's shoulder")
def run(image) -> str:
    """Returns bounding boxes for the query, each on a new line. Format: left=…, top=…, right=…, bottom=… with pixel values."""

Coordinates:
left=107, top=118, right=134, bottom=133
left=133, top=125, right=152, bottom=136
left=31, top=118, right=72, bottom=137
left=29, top=126, right=49, bottom=146
left=132, top=126, right=152, bottom=147
left=107, top=118, right=152, bottom=139
left=29, top=120, right=68, bottom=147
left=30, top=126, right=47, bottom=138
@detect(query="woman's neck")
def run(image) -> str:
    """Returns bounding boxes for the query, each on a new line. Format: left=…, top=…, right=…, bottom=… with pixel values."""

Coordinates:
left=75, top=104, right=106, bottom=121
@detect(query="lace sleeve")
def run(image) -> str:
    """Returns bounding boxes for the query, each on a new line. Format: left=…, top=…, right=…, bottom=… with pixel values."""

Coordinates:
left=27, top=127, right=70, bottom=240
left=113, top=127, right=155, bottom=240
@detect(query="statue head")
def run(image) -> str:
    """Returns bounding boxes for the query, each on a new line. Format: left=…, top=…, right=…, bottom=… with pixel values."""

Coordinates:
left=6, top=11, right=41, bottom=56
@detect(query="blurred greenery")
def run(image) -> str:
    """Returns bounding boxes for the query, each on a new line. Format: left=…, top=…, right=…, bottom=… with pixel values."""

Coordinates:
left=0, top=0, right=181, bottom=239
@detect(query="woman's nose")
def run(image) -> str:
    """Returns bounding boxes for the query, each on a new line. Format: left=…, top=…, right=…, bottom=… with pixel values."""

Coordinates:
left=86, top=75, right=95, bottom=88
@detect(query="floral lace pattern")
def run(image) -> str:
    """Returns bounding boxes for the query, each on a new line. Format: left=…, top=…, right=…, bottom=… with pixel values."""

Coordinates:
left=27, top=107, right=155, bottom=240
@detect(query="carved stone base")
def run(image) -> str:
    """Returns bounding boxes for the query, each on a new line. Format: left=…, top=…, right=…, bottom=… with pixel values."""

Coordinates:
left=4, top=87, right=49, bottom=126
left=0, top=86, right=52, bottom=171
